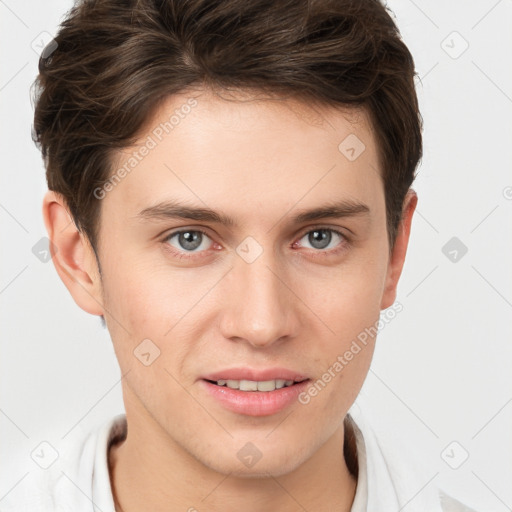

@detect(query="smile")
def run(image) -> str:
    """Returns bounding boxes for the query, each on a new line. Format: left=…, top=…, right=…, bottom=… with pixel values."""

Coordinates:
left=206, top=378, right=305, bottom=391
left=201, top=378, right=311, bottom=416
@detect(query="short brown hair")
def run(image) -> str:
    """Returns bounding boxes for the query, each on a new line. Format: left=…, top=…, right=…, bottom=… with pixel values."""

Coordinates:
left=32, top=0, right=422, bottom=255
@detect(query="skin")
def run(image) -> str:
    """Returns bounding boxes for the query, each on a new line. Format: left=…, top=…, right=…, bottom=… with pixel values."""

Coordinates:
left=43, top=87, right=417, bottom=512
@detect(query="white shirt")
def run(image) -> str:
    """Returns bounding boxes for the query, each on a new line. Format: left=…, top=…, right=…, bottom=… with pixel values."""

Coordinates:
left=1, top=401, right=477, bottom=511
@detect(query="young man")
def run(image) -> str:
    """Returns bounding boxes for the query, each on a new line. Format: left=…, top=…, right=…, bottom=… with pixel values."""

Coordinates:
left=5, top=0, right=477, bottom=510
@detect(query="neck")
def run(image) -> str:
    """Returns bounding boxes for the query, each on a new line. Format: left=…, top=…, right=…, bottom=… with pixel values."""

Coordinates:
left=109, top=397, right=358, bottom=512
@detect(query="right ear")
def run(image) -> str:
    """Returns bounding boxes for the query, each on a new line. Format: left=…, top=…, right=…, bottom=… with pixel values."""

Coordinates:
left=42, top=190, right=104, bottom=316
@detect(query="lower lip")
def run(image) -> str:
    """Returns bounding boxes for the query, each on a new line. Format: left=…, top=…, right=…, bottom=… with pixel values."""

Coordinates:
left=200, top=379, right=311, bottom=416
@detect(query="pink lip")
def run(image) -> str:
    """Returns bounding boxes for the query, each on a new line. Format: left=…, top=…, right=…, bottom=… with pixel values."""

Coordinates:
left=200, top=379, right=310, bottom=416
left=201, top=367, right=309, bottom=382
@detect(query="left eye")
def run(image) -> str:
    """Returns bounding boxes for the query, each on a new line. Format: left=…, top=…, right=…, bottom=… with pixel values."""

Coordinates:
left=296, top=228, right=345, bottom=251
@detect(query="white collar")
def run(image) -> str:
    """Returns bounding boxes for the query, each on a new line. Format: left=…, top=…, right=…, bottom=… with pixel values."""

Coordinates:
left=347, top=399, right=444, bottom=511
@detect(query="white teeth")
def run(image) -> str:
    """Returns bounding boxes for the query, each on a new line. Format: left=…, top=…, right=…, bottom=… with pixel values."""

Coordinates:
left=226, top=380, right=239, bottom=389
left=240, top=379, right=258, bottom=391
left=214, top=379, right=298, bottom=391
left=275, top=379, right=286, bottom=389
left=257, top=380, right=275, bottom=391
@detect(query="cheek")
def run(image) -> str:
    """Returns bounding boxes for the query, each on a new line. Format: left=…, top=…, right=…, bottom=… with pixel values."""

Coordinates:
left=100, top=255, right=209, bottom=377
left=99, top=255, right=169, bottom=371
left=100, top=263, right=195, bottom=411
left=301, top=254, right=386, bottom=333
left=102, top=251, right=181, bottom=330
left=302, top=284, right=379, bottom=421
left=297, top=252, right=385, bottom=398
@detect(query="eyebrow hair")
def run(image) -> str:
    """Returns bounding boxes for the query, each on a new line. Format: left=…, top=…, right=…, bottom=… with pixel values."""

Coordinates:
left=136, top=198, right=370, bottom=227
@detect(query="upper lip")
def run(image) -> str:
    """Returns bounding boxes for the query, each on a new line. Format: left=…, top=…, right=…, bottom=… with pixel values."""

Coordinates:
left=202, top=368, right=309, bottom=382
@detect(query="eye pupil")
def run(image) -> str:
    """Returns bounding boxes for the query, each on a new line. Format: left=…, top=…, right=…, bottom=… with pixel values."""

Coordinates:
left=309, top=229, right=331, bottom=250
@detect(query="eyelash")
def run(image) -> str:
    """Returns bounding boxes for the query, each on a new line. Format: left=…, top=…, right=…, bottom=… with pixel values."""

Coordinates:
left=162, top=226, right=350, bottom=261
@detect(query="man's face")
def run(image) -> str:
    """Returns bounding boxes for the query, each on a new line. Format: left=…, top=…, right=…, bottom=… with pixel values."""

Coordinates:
left=94, top=89, right=396, bottom=476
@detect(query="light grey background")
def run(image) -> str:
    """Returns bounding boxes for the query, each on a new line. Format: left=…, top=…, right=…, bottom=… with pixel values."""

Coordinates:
left=1, top=1, right=511, bottom=510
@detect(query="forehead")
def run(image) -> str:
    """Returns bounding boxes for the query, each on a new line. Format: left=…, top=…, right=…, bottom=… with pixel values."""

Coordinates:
left=104, top=88, right=383, bottom=227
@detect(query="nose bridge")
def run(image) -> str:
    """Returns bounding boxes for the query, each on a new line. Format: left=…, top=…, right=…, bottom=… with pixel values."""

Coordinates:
left=220, top=240, right=296, bottom=347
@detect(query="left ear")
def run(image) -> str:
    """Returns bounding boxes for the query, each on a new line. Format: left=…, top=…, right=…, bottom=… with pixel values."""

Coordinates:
left=380, top=189, right=418, bottom=310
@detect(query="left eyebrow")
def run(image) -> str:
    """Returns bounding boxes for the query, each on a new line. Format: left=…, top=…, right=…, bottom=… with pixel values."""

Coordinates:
left=291, top=199, right=370, bottom=223
left=135, top=198, right=370, bottom=227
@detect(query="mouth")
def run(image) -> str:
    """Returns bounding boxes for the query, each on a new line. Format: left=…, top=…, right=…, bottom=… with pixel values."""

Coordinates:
left=200, top=376, right=311, bottom=416
left=203, top=378, right=309, bottom=392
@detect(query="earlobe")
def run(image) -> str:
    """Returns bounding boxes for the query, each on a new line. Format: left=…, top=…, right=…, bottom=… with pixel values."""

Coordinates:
left=380, top=189, right=418, bottom=310
left=42, top=190, right=104, bottom=316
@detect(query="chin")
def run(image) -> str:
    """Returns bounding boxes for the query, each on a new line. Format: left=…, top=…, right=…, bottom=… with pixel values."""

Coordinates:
left=201, top=448, right=306, bottom=479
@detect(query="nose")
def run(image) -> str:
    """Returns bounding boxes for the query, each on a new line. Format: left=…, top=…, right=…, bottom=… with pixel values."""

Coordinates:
left=218, top=248, right=299, bottom=349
